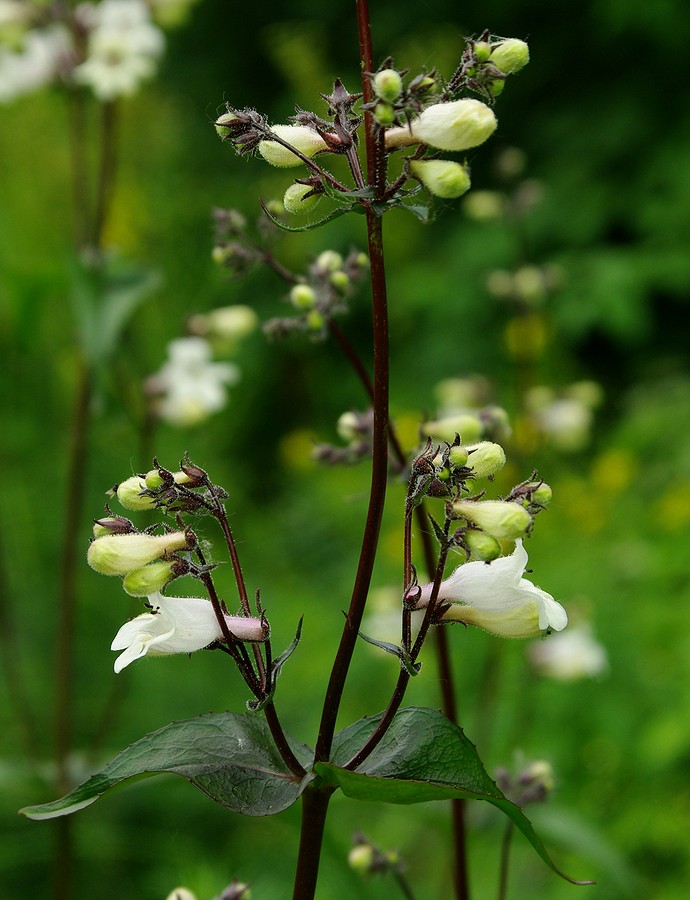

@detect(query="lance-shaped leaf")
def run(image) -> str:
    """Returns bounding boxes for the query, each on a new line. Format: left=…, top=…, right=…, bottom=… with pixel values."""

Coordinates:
left=20, top=712, right=313, bottom=821
left=316, top=707, right=592, bottom=886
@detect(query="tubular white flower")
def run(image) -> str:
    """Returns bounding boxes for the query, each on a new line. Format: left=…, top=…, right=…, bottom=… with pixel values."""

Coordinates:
left=258, top=125, right=329, bottom=168
left=111, top=593, right=266, bottom=673
left=386, top=99, right=497, bottom=152
left=414, top=540, right=567, bottom=638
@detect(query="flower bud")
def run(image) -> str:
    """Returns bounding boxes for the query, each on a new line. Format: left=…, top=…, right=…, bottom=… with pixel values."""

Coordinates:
left=283, top=183, right=321, bottom=215
left=409, top=159, right=471, bottom=199
left=214, top=112, right=236, bottom=139
left=422, top=414, right=483, bottom=444
left=116, top=476, right=156, bottom=511
left=144, top=469, right=195, bottom=491
left=464, top=529, right=502, bottom=561
left=166, top=889, right=197, bottom=900
left=348, top=843, right=375, bottom=876
left=88, top=531, right=192, bottom=576
left=189, top=306, right=258, bottom=345
left=490, top=39, right=530, bottom=74
left=524, top=482, right=552, bottom=506
left=93, top=516, right=135, bottom=537
left=289, top=284, right=316, bottom=310
left=315, top=250, right=343, bottom=272
left=329, top=270, right=350, bottom=292
left=448, top=445, right=469, bottom=468
left=373, top=68, right=403, bottom=102
left=306, top=310, right=325, bottom=331
left=453, top=500, right=531, bottom=540
left=258, top=125, right=328, bottom=168
left=217, top=880, right=252, bottom=900
left=474, top=41, right=491, bottom=63
left=386, top=99, right=497, bottom=152
left=491, top=79, right=505, bottom=97
left=122, top=560, right=184, bottom=597
left=373, top=102, right=396, bottom=126
left=465, top=441, right=506, bottom=479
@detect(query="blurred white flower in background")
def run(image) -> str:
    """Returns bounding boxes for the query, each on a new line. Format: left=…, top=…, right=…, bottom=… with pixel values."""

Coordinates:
left=528, top=622, right=608, bottom=680
left=146, top=336, right=240, bottom=428
left=525, top=381, right=603, bottom=452
left=74, top=0, right=164, bottom=100
left=0, top=24, right=71, bottom=103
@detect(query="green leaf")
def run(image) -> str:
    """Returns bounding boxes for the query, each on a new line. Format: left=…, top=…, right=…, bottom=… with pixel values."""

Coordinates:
left=259, top=198, right=352, bottom=232
left=316, top=707, right=593, bottom=886
left=20, top=712, right=313, bottom=821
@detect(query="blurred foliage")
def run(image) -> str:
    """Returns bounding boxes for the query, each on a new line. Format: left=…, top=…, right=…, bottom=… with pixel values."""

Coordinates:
left=2, top=0, right=690, bottom=897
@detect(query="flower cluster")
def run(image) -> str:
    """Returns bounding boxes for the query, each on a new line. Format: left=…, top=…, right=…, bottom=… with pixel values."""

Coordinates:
left=88, top=461, right=268, bottom=672
left=214, top=33, right=530, bottom=213
left=0, top=0, right=198, bottom=105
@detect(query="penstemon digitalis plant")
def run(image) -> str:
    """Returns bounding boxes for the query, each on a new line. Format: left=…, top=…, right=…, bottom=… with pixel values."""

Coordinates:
left=21, top=3, right=594, bottom=897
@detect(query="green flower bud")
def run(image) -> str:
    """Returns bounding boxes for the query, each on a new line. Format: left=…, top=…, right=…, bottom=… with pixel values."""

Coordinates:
left=283, top=183, right=321, bottom=215
left=355, top=252, right=369, bottom=268
left=373, top=102, right=396, bottom=126
left=409, top=159, right=471, bottom=199
left=465, top=441, right=507, bottom=479
left=122, top=560, right=181, bottom=597
left=87, top=532, right=192, bottom=576
left=490, top=39, right=530, bottom=74
left=523, top=759, right=555, bottom=795
left=289, top=284, right=317, bottom=310
left=306, top=310, right=325, bottom=331
left=462, top=190, right=505, bottom=221
left=330, top=270, right=350, bottom=292
left=92, top=515, right=135, bottom=538
left=316, top=250, right=343, bottom=272
left=448, top=445, right=469, bottom=467
left=386, top=99, right=497, bottom=152
left=422, top=414, right=483, bottom=444
left=525, top=482, right=553, bottom=506
left=337, top=411, right=360, bottom=442
left=116, top=476, right=156, bottom=511
left=453, top=500, right=532, bottom=540
left=373, top=68, right=403, bottom=102
left=348, top=843, right=375, bottom=876
left=144, top=469, right=195, bottom=491
left=491, top=79, right=505, bottom=97
left=214, top=112, right=237, bottom=139
left=474, top=41, right=491, bottom=62
left=464, top=529, right=502, bottom=561
left=258, top=125, right=328, bottom=168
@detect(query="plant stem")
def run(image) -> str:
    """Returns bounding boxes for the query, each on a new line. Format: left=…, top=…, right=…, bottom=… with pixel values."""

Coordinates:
left=90, top=101, right=118, bottom=251
left=291, top=786, right=335, bottom=900
left=496, top=821, right=514, bottom=900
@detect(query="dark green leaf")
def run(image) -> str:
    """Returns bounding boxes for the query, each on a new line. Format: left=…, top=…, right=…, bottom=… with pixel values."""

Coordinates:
left=20, top=712, right=313, bottom=820
left=259, top=198, right=351, bottom=232
left=316, top=707, right=592, bottom=886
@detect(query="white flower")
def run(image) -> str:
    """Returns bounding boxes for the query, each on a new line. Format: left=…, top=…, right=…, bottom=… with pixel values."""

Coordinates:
left=0, top=25, right=71, bottom=104
left=74, top=0, right=163, bottom=101
left=111, top=593, right=266, bottom=673
left=147, top=337, right=240, bottom=427
left=528, top=623, right=608, bottom=680
left=414, top=540, right=567, bottom=638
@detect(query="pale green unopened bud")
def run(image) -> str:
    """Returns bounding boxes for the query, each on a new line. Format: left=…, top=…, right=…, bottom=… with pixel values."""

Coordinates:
left=386, top=99, right=497, bottom=152
left=348, top=843, right=375, bottom=876
left=116, top=476, right=155, bottom=511
left=465, top=441, right=507, bottom=479
left=373, top=102, right=396, bottom=126
left=423, top=414, right=483, bottom=444
left=462, top=190, right=506, bottom=221
left=491, top=79, right=505, bottom=97
left=409, top=159, right=471, bottom=199
left=283, top=183, right=321, bottom=215
left=448, top=445, right=469, bottom=467
left=523, top=759, right=555, bottom=794
left=373, top=68, right=403, bottom=102
left=122, top=561, right=180, bottom=597
left=453, top=500, right=532, bottom=540
left=330, top=270, right=350, bottom=292
left=306, top=310, right=325, bottom=331
left=524, top=482, right=552, bottom=506
left=289, top=284, right=316, bottom=310
left=474, top=41, right=491, bottom=63
left=87, top=531, right=191, bottom=576
left=464, top=529, right=501, bottom=561
left=144, top=469, right=194, bottom=491
left=214, top=112, right=236, bottom=139
left=355, top=252, right=369, bottom=268
left=316, top=250, right=343, bottom=272
left=258, top=125, right=328, bottom=168
left=337, top=411, right=360, bottom=442
left=490, top=39, right=530, bottom=75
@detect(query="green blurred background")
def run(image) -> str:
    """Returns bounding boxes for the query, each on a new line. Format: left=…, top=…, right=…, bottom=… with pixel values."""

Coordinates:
left=2, top=0, right=690, bottom=897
